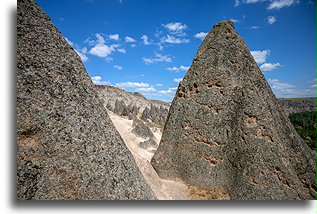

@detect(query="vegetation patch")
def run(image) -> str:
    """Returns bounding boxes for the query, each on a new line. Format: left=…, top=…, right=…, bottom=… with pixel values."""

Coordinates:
left=289, top=111, right=316, bottom=150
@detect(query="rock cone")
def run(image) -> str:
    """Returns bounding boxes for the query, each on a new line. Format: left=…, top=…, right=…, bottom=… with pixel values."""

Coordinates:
left=151, top=20, right=316, bottom=200
left=17, top=0, right=156, bottom=200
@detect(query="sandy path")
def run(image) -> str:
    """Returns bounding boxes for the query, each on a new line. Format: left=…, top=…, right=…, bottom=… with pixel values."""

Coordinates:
left=108, top=110, right=189, bottom=200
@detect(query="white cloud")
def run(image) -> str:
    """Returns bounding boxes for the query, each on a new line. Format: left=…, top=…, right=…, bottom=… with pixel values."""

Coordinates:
left=173, top=78, right=183, bottom=83
left=96, top=33, right=105, bottom=44
left=162, top=22, right=187, bottom=32
left=168, top=87, right=178, bottom=90
left=135, top=87, right=157, bottom=92
left=260, top=63, right=281, bottom=71
left=91, top=76, right=110, bottom=85
left=268, top=79, right=295, bottom=90
left=234, top=0, right=240, bottom=7
left=109, top=34, right=120, bottom=40
left=88, top=34, right=120, bottom=58
left=244, top=0, right=267, bottom=3
left=268, top=0, right=299, bottom=10
left=267, top=16, right=277, bottom=24
left=125, top=36, right=136, bottom=43
left=268, top=79, right=316, bottom=97
left=167, top=65, right=190, bottom=72
left=141, top=35, right=150, bottom=45
left=142, top=54, right=172, bottom=64
left=113, top=65, right=122, bottom=70
left=155, top=83, right=163, bottom=87
left=65, top=37, right=74, bottom=46
left=250, top=26, right=260, bottom=29
left=194, top=32, right=208, bottom=40
left=75, top=49, right=88, bottom=62
left=161, top=35, right=190, bottom=44
left=158, top=89, right=174, bottom=94
left=130, top=44, right=137, bottom=48
left=230, top=19, right=239, bottom=23
left=309, top=84, right=316, bottom=88
left=117, top=48, right=126, bottom=53
left=250, top=50, right=270, bottom=64
left=89, top=43, right=115, bottom=57
left=115, top=82, right=150, bottom=88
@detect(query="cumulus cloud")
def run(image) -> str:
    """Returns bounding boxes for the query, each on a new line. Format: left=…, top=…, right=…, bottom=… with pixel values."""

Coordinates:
left=155, top=83, right=163, bottom=87
left=113, top=65, right=122, bottom=70
left=250, top=50, right=270, bottom=64
left=268, top=0, right=299, bottom=10
left=117, top=48, right=126, bottom=53
left=267, top=16, right=277, bottom=24
left=91, top=76, right=110, bottom=85
left=130, top=44, right=137, bottom=48
left=142, top=54, right=172, bottom=64
left=115, top=82, right=150, bottom=88
left=167, top=65, right=190, bottom=72
left=194, top=32, right=208, bottom=40
left=135, top=87, right=157, bottom=92
left=260, top=63, right=281, bottom=71
left=161, top=35, right=190, bottom=44
left=269, top=79, right=315, bottom=98
left=268, top=79, right=295, bottom=90
left=141, top=35, right=150, bottom=45
left=162, top=22, right=187, bottom=32
left=88, top=33, right=117, bottom=58
left=75, top=49, right=89, bottom=62
left=173, top=78, right=183, bottom=83
left=109, top=34, right=120, bottom=40
left=89, top=43, right=115, bottom=58
left=125, top=36, right=136, bottom=43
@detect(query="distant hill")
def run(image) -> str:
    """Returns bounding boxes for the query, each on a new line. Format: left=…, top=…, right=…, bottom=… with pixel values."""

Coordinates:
left=277, top=97, right=316, bottom=114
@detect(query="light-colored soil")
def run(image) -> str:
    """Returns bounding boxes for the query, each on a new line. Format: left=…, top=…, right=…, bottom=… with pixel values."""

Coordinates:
left=108, top=110, right=189, bottom=200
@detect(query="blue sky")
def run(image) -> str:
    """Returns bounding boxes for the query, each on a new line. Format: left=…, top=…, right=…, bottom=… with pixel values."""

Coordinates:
left=36, top=0, right=316, bottom=102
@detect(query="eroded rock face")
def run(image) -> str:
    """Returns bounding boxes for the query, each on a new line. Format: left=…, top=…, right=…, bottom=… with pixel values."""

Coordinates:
left=151, top=20, right=316, bottom=200
left=132, top=120, right=155, bottom=139
left=17, top=0, right=156, bottom=200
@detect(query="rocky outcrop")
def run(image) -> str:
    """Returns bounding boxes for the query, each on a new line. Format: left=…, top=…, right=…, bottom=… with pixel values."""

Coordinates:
left=278, top=97, right=316, bottom=114
left=151, top=20, right=316, bottom=200
left=132, top=120, right=155, bottom=139
left=17, top=0, right=156, bottom=200
left=139, top=139, right=158, bottom=150
left=95, top=85, right=169, bottom=124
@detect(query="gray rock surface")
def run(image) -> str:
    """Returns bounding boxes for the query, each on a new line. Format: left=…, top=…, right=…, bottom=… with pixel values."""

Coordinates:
left=151, top=20, right=316, bottom=200
left=278, top=97, right=316, bottom=114
left=17, top=0, right=156, bottom=200
left=95, top=85, right=169, bottom=116
left=139, top=139, right=158, bottom=150
left=132, top=120, right=155, bottom=139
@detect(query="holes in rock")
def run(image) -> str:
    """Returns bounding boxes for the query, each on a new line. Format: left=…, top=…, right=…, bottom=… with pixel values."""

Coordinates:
left=204, top=156, right=222, bottom=166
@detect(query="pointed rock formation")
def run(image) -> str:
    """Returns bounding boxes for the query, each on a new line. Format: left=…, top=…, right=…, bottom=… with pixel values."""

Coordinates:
left=17, top=0, right=156, bottom=200
left=151, top=20, right=316, bottom=200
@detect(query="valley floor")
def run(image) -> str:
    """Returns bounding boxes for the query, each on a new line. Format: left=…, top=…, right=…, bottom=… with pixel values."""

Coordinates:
left=108, top=110, right=189, bottom=200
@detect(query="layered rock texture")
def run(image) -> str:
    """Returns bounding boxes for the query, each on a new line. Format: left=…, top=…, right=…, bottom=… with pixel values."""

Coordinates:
left=278, top=97, right=316, bottom=114
left=151, top=20, right=316, bottom=200
left=17, top=0, right=155, bottom=200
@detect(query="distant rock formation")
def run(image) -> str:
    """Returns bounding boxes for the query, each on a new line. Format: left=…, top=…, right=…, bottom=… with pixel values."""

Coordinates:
left=132, top=120, right=155, bottom=139
left=17, top=0, right=156, bottom=200
left=151, top=20, right=316, bottom=200
left=95, top=85, right=169, bottom=124
left=278, top=97, right=316, bottom=114
left=139, top=139, right=158, bottom=150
